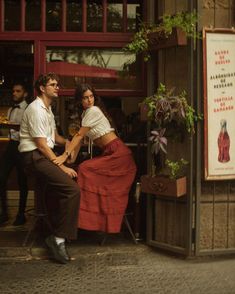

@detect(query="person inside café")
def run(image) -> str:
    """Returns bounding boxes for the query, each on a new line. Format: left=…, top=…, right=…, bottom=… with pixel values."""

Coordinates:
left=0, top=81, right=29, bottom=226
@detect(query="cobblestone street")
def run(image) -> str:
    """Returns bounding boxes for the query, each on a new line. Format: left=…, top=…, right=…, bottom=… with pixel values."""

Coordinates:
left=0, top=232, right=235, bottom=294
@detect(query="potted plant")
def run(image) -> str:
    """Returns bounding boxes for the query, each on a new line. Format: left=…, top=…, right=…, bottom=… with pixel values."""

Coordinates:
left=124, top=11, right=199, bottom=61
left=140, top=83, right=202, bottom=197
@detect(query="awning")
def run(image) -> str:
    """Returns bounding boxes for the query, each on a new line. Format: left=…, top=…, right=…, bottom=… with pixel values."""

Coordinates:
left=46, top=62, right=118, bottom=78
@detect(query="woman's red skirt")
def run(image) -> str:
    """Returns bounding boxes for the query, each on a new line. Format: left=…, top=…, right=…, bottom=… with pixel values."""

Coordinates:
left=77, top=138, right=137, bottom=233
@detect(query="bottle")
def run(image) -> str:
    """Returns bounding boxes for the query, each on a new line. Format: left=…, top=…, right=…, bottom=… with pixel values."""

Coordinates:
left=218, top=119, right=230, bottom=163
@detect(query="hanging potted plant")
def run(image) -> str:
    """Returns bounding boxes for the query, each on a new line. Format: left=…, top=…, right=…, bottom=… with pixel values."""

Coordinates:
left=140, top=83, right=202, bottom=197
left=124, top=11, right=199, bottom=61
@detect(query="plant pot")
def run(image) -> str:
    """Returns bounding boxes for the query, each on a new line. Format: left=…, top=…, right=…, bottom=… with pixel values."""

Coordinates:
left=148, top=27, right=187, bottom=50
left=140, top=174, right=186, bottom=197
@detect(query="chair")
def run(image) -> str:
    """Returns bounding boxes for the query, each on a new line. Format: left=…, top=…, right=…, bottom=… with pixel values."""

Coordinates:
left=100, top=212, right=138, bottom=246
left=100, top=182, right=141, bottom=245
left=23, top=180, right=53, bottom=250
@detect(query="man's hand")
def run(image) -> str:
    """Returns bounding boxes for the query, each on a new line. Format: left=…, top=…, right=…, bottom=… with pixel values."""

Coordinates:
left=60, top=165, right=77, bottom=178
left=53, top=153, right=67, bottom=166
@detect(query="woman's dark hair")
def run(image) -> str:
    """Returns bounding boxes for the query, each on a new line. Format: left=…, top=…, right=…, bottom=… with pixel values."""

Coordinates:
left=74, top=83, right=115, bottom=129
left=34, top=72, right=59, bottom=95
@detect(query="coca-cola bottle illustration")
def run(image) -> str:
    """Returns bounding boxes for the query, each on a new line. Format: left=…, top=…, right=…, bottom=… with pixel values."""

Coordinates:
left=218, top=119, right=230, bottom=163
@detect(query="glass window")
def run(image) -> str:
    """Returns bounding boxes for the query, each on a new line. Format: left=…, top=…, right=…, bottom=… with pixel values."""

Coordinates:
left=25, top=0, right=41, bottom=31
left=4, top=0, right=21, bottom=31
left=46, top=47, right=142, bottom=91
left=107, top=0, right=123, bottom=32
left=67, top=0, right=82, bottom=32
left=127, top=0, right=141, bottom=32
left=46, top=1, right=62, bottom=31
left=87, top=0, right=103, bottom=32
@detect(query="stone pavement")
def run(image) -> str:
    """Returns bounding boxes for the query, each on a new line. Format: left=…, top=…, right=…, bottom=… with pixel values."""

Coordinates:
left=1, top=197, right=235, bottom=294
left=0, top=230, right=235, bottom=294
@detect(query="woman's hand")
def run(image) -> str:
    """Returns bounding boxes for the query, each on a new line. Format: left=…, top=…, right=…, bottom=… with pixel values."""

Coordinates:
left=66, top=150, right=76, bottom=164
left=60, top=165, right=77, bottom=178
left=53, top=153, right=68, bottom=166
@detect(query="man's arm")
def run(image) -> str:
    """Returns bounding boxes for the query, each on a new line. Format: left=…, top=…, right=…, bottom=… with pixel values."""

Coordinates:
left=34, top=137, right=77, bottom=178
left=34, top=137, right=57, bottom=161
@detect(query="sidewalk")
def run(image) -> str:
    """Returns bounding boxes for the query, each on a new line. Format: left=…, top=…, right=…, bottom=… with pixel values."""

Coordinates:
left=1, top=195, right=235, bottom=294
left=1, top=229, right=235, bottom=294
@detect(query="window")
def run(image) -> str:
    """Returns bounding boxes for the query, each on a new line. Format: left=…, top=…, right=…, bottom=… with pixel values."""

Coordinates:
left=46, top=1, right=62, bottom=31
left=67, top=0, right=82, bottom=32
left=25, top=0, right=41, bottom=31
left=46, top=47, right=142, bottom=91
left=2, top=0, right=142, bottom=32
left=4, top=0, right=21, bottom=31
left=87, top=0, right=103, bottom=32
left=127, top=0, right=141, bottom=32
left=107, top=0, right=123, bottom=32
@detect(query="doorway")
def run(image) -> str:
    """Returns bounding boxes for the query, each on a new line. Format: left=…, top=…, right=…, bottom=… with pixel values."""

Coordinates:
left=0, top=41, right=34, bottom=107
left=0, top=41, right=34, bottom=231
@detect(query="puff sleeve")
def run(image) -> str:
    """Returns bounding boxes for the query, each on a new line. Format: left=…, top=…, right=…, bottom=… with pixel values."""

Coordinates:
left=81, top=106, right=103, bottom=128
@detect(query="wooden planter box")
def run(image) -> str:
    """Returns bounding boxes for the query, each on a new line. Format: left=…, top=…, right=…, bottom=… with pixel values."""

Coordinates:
left=140, top=174, right=187, bottom=197
left=148, top=27, right=187, bottom=50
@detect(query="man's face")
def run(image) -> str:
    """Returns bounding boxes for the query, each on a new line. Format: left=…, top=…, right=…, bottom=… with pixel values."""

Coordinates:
left=41, top=79, right=59, bottom=99
left=12, top=85, right=27, bottom=103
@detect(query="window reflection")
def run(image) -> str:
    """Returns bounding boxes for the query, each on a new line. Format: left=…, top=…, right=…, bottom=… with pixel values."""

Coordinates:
left=46, top=1, right=62, bottom=31
left=87, top=0, right=103, bottom=32
left=67, top=0, right=82, bottom=32
left=4, top=0, right=21, bottom=31
left=107, top=0, right=123, bottom=32
left=26, top=0, right=41, bottom=31
left=46, top=47, right=142, bottom=90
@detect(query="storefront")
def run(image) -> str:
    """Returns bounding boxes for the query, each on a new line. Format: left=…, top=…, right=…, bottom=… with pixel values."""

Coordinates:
left=0, top=0, right=148, bottom=240
left=1, top=0, right=235, bottom=257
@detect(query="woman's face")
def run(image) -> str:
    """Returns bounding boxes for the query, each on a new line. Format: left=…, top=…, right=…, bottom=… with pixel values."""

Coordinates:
left=81, top=89, right=95, bottom=110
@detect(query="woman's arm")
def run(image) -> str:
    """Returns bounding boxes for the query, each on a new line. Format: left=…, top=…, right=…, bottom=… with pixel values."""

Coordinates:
left=53, top=126, right=90, bottom=165
left=66, top=139, right=82, bottom=164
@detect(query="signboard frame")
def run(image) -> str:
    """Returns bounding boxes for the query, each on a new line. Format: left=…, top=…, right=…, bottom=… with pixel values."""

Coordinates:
left=203, top=28, right=235, bottom=180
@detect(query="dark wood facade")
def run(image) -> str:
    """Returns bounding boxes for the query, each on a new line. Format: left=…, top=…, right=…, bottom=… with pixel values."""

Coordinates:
left=145, top=0, right=235, bottom=256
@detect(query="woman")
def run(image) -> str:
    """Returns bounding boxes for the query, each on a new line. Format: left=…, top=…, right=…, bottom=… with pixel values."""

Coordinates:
left=54, top=84, right=136, bottom=233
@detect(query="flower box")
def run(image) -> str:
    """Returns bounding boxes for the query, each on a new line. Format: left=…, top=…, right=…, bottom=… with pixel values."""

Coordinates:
left=148, top=27, right=187, bottom=50
left=140, top=174, right=186, bottom=197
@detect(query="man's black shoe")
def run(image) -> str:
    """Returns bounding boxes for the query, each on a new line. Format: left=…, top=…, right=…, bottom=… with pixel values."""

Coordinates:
left=45, top=235, right=70, bottom=264
left=13, top=214, right=26, bottom=226
left=0, top=214, right=9, bottom=225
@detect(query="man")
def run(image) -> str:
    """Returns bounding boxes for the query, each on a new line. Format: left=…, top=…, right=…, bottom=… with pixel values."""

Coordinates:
left=0, top=82, right=29, bottom=226
left=19, top=73, right=80, bottom=264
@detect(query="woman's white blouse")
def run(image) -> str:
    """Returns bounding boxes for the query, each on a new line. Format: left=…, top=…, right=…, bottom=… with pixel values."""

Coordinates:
left=81, top=106, right=114, bottom=141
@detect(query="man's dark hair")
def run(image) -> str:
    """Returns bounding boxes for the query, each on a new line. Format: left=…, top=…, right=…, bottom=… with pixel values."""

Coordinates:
left=34, top=72, right=59, bottom=95
left=12, top=81, right=28, bottom=92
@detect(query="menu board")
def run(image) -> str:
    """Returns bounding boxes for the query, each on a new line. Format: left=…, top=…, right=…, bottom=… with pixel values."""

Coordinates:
left=203, top=29, right=235, bottom=180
